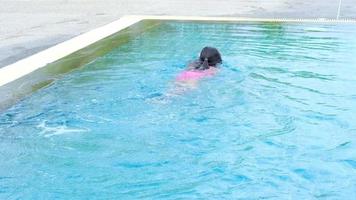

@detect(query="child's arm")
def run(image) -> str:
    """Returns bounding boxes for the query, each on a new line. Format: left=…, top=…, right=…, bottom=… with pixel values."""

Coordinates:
left=186, top=60, right=200, bottom=70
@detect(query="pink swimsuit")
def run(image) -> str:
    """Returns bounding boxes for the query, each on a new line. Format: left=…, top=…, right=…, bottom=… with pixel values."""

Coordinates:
left=176, top=68, right=216, bottom=81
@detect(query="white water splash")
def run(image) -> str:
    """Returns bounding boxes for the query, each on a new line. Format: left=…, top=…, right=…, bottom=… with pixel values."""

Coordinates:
left=37, top=120, right=89, bottom=138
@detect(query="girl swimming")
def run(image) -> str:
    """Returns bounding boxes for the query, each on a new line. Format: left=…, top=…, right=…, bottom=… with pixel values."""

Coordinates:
left=176, top=46, right=222, bottom=85
left=151, top=47, right=222, bottom=102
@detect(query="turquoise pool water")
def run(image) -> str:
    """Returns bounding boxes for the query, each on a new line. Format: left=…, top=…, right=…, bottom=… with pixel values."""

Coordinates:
left=1, top=21, right=356, bottom=199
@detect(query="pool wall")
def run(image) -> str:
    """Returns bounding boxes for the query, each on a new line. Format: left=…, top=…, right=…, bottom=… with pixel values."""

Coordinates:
left=1, top=15, right=356, bottom=111
left=0, top=17, right=159, bottom=110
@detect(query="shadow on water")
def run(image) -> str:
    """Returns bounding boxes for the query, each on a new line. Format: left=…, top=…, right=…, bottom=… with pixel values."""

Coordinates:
left=251, top=22, right=341, bottom=62
left=0, top=20, right=162, bottom=112
left=260, top=22, right=286, bottom=39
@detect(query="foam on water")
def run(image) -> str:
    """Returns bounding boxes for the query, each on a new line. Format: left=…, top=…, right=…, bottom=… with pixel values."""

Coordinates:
left=37, top=120, right=89, bottom=138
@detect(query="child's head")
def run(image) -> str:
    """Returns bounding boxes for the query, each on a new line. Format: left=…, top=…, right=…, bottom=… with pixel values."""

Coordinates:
left=195, top=47, right=222, bottom=70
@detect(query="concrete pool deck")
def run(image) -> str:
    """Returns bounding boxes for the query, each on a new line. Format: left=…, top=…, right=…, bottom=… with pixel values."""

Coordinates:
left=1, top=0, right=356, bottom=68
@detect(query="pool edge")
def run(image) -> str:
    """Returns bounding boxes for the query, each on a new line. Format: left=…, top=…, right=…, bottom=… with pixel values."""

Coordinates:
left=0, top=15, right=143, bottom=87
left=2, top=15, right=356, bottom=88
left=129, top=15, right=356, bottom=23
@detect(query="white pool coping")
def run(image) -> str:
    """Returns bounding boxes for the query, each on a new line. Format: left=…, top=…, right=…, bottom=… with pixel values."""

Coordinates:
left=1, top=15, right=356, bottom=87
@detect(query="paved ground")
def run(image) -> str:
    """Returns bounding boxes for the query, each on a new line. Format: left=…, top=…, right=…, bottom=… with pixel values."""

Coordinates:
left=1, top=0, right=355, bottom=67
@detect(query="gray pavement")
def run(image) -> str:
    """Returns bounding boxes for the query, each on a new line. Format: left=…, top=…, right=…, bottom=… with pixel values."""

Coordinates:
left=1, top=0, right=356, bottom=68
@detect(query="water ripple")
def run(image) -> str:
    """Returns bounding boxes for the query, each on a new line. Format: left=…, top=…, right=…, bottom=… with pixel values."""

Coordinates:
left=1, top=21, right=356, bottom=199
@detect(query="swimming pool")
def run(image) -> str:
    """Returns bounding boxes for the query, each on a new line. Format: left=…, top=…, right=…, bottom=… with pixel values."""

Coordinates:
left=1, top=21, right=356, bottom=199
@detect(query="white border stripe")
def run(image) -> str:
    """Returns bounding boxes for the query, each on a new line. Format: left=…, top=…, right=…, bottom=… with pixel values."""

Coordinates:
left=1, top=15, right=356, bottom=87
left=0, top=16, right=142, bottom=87
left=130, top=15, right=356, bottom=22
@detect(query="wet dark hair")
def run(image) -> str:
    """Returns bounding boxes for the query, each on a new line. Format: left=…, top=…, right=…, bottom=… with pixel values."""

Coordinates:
left=193, top=47, right=222, bottom=70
